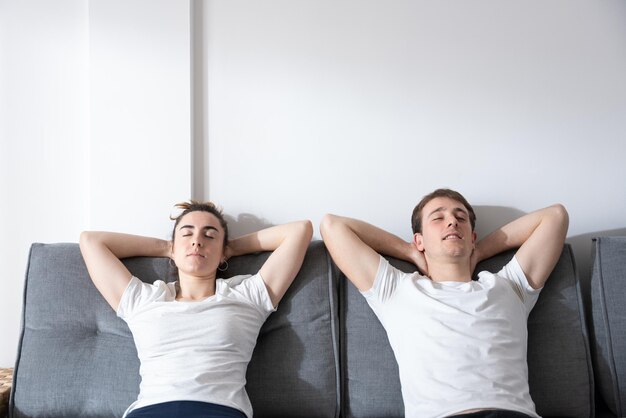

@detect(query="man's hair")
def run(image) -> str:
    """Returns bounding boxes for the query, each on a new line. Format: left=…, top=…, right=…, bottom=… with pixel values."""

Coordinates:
left=411, top=188, right=476, bottom=234
left=170, top=200, right=229, bottom=250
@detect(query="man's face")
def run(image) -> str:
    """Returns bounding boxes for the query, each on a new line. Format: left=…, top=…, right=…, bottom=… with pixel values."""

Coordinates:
left=414, top=196, right=476, bottom=261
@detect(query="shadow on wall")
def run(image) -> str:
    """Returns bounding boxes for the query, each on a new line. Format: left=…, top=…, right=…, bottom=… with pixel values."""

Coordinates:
left=223, top=207, right=626, bottom=292
left=473, top=206, right=526, bottom=240
left=474, top=206, right=626, bottom=292
left=223, top=213, right=275, bottom=239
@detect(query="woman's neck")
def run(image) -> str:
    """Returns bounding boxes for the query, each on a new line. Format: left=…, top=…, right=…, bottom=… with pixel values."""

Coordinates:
left=175, top=275, right=217, bottom=301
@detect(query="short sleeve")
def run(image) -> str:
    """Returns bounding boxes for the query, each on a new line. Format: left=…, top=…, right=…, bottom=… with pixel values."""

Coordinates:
left=117, top=276, right=172, bottom=319
left=224, top=273, right=276, bottom=315
left=361, top=256, right=404, bottom=307
left=495, top=256, right=542, bottom=313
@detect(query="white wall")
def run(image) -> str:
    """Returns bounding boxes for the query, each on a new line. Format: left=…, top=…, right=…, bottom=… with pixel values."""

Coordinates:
left=2, top=0, right=626, bottom=367
left=0, top=0, right=89, bottom=367
left=0, top=0, right=191, bottom=367
left=202, top=0, right=626, bottom=279
left=89, top=0, right=192, bottom=234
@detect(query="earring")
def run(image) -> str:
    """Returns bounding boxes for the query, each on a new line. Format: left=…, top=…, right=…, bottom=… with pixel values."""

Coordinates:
left=217, top=260, right=229, bottom=272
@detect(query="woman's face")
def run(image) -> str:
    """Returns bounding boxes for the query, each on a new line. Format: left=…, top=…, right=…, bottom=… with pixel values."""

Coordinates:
left=171, top=211, right=226, bottom=278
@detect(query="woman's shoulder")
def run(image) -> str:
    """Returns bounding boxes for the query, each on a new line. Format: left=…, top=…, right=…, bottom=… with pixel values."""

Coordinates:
left=217, top=273, right=257, bottom=288
left=128, top=276, right=177, bottom=299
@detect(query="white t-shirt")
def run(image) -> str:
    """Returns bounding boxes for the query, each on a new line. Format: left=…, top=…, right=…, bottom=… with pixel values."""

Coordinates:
left=117, top=273, right=275, bottom=418
left=362, top=256, right=541, bottom=418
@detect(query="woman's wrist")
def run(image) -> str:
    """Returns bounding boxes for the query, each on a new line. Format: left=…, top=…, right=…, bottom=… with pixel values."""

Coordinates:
left=161, top=239, right=172, bottom=258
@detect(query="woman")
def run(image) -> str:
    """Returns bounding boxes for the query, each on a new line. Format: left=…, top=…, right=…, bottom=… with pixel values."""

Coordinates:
left=80, top=201, right=313, bottom=418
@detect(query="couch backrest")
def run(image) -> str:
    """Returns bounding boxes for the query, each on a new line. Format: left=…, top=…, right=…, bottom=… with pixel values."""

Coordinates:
left=339, top=245, right=595, bottom=418
left=11, top=241, right=340, bottom=418
left=230, top=241, right=341, bottom=418
left=12, top=243, right=142, bottom=418
left=11, top=241, right=595, bottom=418
left=590, top=237, right=626, bottom=418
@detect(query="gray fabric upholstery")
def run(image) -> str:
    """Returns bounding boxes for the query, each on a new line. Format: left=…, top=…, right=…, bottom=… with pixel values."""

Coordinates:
left=340, top=246, right=594, bottom=418
left=10, top=240, right=601, bottom=417
left=481, top=247, right=594, bottom=418
left=229, top=241, right=340, bottom=418
left=11, top=241, right=340, bottom=418
left=591, top=237, right=626, bottom=418
left=13, top=243, right=142, bottom=418
left=340, top=258, right=408, bottom=418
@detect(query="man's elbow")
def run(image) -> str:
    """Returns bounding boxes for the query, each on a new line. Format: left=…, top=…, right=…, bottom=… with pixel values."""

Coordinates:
left=79, top=230, right=93, bottom=247
left=319, top=213, right=340, bottom=238
left=550, top=203, right=569, bottom=225
left=547, top=204, right=569, bottom=237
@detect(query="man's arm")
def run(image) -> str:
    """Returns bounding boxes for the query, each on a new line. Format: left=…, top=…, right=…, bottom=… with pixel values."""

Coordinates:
left=226, top=220, right=313, bottom=307
left=320, top=214, right=425, bottom=292
left=473, top=204, right=569, bottom=289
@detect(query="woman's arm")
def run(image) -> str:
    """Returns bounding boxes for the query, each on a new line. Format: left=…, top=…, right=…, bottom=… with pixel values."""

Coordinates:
left=79, top=231, right=171, bottom=311
left=226, top=220, right=313, bottom=307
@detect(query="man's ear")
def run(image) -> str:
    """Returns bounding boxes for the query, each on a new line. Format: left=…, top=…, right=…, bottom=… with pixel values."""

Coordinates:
left=471, top=231, right=477, bottom=248
left=413, top=233, right=425, bottom=251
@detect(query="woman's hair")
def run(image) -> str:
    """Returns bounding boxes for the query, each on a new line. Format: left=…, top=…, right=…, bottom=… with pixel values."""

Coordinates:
left=170, top=200, right=229, bottom=250
left=411, top=188, right=476, bottom=234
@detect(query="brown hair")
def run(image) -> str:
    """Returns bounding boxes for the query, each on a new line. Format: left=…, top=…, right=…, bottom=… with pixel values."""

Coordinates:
left=411, top=188, right=476, bottom=234
left=170, top=200, right=229, bottom=250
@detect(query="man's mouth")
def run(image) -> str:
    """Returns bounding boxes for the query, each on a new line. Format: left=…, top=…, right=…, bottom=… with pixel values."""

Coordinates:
left=443, top=233, right=462, bottom=240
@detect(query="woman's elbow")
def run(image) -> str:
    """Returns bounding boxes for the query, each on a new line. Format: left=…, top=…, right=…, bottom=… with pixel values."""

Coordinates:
left=298, top=220, right=314, bottom=240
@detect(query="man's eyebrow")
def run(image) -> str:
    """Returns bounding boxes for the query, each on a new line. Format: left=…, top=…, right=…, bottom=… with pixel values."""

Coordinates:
left=179, top=225, right=219, bottom=232
left=427, top=207, right=445, bottom=217
left=427, top=207, right=469, bottom=217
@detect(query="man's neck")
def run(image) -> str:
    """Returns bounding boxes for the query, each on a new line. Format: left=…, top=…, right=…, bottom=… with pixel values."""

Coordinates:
left=426, top=259, right=472, bottom=283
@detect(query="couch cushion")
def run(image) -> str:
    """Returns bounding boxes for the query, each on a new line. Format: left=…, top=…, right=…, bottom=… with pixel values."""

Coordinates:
left=230, top=241, right=340, bottom=418
left=12, top=241, right=340, bottom=418
left=590, top=237, right=626, bottom=418
left=12, top=243, right=143, bottom=418
left=339, top=245, right=593, bottom=418
left=340, top=257, right=407, bottom=418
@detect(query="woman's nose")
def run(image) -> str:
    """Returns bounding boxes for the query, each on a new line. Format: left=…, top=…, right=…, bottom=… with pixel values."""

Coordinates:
left=192, top=241, right=203, bottom=247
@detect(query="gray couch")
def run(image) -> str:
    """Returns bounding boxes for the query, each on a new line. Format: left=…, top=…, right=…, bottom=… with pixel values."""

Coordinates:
left=8, top=238, right=626, bottom=417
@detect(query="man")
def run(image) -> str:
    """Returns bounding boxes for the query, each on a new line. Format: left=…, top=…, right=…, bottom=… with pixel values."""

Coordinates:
left=320, top=189, right=568, bottom=418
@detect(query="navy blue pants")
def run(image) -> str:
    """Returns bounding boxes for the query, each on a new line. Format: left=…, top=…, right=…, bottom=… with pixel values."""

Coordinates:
left=126, top=401, right=247, bottom=418
left=449, top=411, right=533, bottom=418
